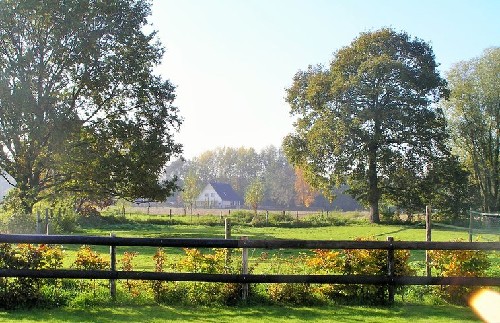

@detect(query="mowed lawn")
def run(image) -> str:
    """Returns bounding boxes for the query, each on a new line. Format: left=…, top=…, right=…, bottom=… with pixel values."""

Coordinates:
left=0, top=304, right=482, bottom=322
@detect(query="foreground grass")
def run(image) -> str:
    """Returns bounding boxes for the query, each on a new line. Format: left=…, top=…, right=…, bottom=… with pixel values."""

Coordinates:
left=0, top=303, right=480, bottom=322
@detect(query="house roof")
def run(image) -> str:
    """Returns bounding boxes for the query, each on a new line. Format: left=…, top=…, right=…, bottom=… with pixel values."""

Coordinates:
left=209, top=182, right=243, bottom=202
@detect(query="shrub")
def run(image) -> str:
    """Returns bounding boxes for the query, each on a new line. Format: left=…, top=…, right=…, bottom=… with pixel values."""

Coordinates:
left=306, top=238, right=415, bottom=305
left=120, top=251, right=145, bottom=298
left=270, top=211, right=294, bottom=224
left=428, top=243, right=491, bottom=305
left=50, top=210, right=79, bottom=233
left=265, top=252, right=319, bottom=305
left=152, top=247, right=248, bottom=305
left=72, top=245, right=109, bottom=293
left=230, top=210, right=255, bottom=225
left=0, top=243, right=64, bottom=309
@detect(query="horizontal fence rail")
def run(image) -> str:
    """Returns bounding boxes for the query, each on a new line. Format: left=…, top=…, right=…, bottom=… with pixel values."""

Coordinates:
left=0, top=269, right=499, bottom=286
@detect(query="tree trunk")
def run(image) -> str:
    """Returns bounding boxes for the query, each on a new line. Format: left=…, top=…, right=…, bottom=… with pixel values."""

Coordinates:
left=369, top=202, right=380, bottom=223
left=368, top=143, right=380, bottom=224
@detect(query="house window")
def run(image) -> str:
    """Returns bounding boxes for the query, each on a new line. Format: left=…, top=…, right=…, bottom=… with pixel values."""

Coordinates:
left=205, top=193, right=208, bottom=197
left=210, top=193, right=214, bottom=197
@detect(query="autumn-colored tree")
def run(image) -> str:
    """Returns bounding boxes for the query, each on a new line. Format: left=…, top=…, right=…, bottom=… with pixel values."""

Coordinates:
left=294, top=168, right=317, bottom=207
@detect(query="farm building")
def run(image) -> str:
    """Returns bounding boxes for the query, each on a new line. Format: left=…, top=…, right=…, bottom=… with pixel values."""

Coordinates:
left=195, top=182, right=243, bottom=208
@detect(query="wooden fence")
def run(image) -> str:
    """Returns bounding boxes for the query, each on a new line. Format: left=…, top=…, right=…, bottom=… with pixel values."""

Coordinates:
left=1, top=234, right=499, bottom=303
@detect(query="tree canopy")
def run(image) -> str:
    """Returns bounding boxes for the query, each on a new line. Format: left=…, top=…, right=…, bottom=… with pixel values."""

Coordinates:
left=444, top=47, right=500, bottom=212
left=0, top=0, right=182, bottom=214
left=244, top=178, right=264, bottom=215
left=284, top=28, right=449, bottom=223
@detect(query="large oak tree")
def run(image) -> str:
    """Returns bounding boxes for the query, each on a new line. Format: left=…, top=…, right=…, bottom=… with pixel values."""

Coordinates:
left=0, top=0, right=182, bottom=214
left=284, top=28, right=449, bottom=223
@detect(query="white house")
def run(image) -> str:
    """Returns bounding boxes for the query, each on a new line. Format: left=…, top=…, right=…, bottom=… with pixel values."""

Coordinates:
left=195, top=182, right=243, bottom=208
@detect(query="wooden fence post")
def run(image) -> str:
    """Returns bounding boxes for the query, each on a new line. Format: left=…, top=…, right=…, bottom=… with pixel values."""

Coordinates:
left=36, top=210, right=41, bottom=234
left=241, top=236, right=249, bottom=300
left=468, top=208, right=473, bottom=242
left=387, top=236, right=395, bottom=304
left=224, top=218, right=231, bottom=239
left=426, top=205, right=432, bottom=277
left=110, top=233, right=116, bottom=300
left=225, top=218, right=232, bottom=267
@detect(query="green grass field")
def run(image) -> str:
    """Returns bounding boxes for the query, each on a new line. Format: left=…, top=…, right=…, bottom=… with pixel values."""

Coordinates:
left=63, top=212, right=500, bottom=274
left=0, top=303, right=481, bottom=323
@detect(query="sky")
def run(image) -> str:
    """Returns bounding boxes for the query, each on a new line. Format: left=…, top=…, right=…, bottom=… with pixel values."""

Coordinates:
left=149, top=0, right=500, bottom=159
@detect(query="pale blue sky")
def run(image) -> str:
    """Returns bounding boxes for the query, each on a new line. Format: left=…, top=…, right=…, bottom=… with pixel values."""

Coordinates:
left=150, top=0, right=499, bottom=159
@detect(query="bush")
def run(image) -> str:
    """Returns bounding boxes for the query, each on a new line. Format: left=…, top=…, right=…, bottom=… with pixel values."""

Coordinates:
left=267, top=283, right=316, bottom=305
left=306, top=238, right=415, bottom=305
left=50, top=209, right=79, bottom=233
left=0, top=243, right=64, bottom=309
left=152, top=247, right=248, bottom=305
left=72, top=245, right=109, bottom=293
left=230, top=210, right=255, bottom=224
left=264, top=252, right=320, bottom=305
left=428, top=243, right=491, bottom=305
left=270, top=211, right=294, bottom=224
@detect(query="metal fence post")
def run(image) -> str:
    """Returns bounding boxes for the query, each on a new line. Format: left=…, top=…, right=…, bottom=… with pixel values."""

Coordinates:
left=45, top=208, right=49, bottom=235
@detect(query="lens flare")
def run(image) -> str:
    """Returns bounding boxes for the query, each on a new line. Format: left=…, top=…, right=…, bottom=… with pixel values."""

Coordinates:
left=469, top=289, right=500, bottom=323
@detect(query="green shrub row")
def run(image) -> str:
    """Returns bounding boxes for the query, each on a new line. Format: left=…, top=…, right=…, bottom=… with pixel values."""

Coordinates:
left=1, top=240, right=494, bottom=309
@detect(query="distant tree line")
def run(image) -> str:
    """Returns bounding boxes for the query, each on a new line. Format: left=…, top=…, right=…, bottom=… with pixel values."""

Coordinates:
left=163, top=146, right=359, bottom=210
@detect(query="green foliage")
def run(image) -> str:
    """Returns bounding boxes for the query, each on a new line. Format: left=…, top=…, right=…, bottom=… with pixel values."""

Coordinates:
left=152, top=247, right=247, bottom=306
left=444, top=47, right=500, bottom=213
left=306, top=238, right=415, bottom=305
left=266, top=253, right=318, bottom=305
left=0, top=0, right=182, bottom=214
left=1, top=213, right=36, bottom=234
left=72, top=245, right=109, bottom=293
left=284, top=28, right=449, bottom=224
left=120, top=251, right=144, bottom=298
left=428, top=244, right=491, bottom=304
left=0, top=244, right=64, bottom=309
left=181, top=171, right=202, bottom=212
left=245, top=179, right=265, bottom=215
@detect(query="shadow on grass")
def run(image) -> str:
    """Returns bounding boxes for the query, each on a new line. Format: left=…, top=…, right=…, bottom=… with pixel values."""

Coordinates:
left=0, top=303, right=479, bottom=323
